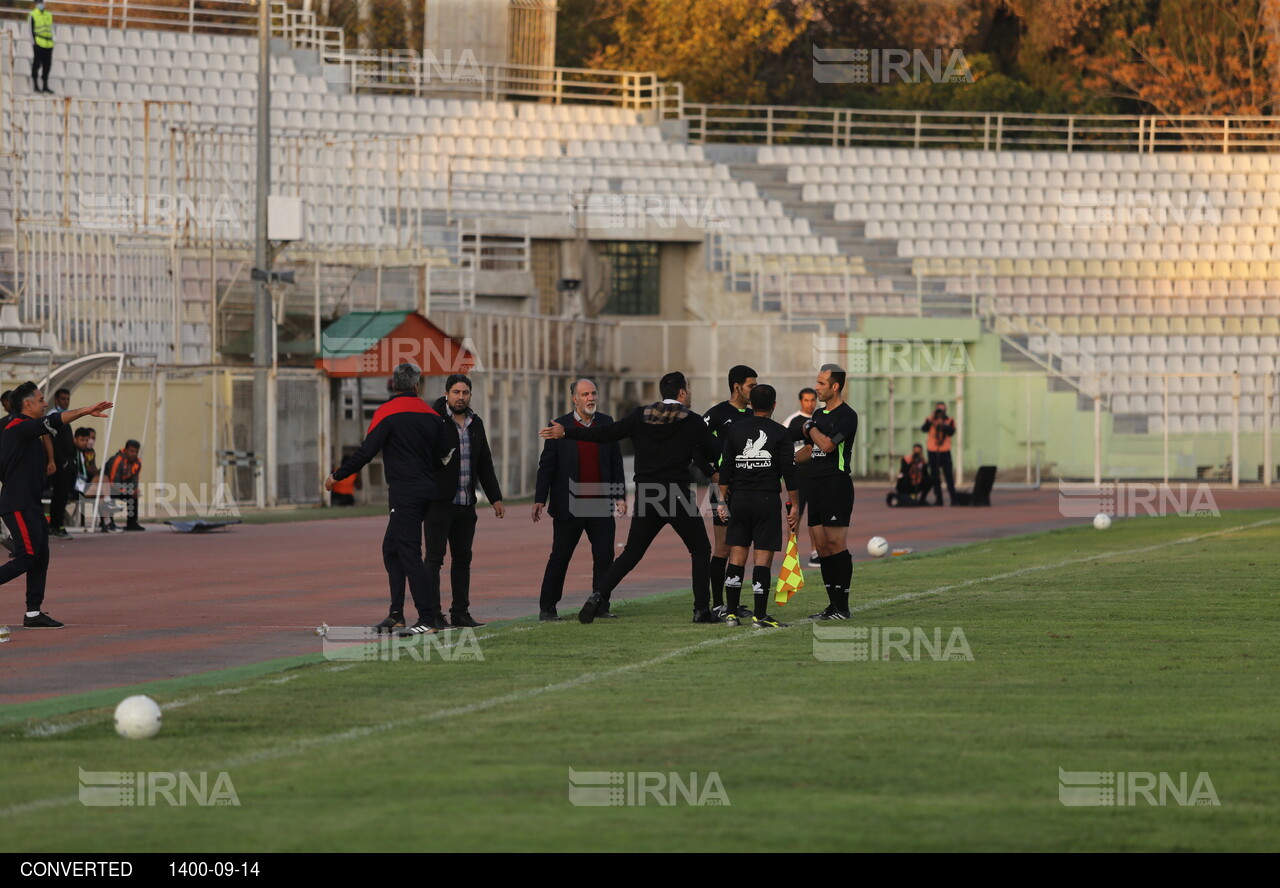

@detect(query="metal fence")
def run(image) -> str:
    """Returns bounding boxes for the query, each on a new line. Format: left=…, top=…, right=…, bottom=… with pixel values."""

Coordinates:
left=0, top=0, right=289, bottom=36
left=676, top=102, right=1280, bottom=153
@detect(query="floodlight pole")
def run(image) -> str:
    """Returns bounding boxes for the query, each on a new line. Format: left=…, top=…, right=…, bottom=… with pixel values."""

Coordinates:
left=254, top=0, right=276, bottom=506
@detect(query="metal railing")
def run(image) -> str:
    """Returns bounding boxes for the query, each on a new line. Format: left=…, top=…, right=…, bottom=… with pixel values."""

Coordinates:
left=0, top=0, right=288, bottom=36
left=334, top=53, right=662, bottom=108
left=6, top=4, right=1277, bottom=151
left=677, top=103, right=1280, bottom=152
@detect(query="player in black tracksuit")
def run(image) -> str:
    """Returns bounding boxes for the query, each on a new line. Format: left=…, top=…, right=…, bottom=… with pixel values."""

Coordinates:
left=716, top=385, right=799, bottom=629
left=0, top=382, right=112, bottom=628
left=541, top=371, right=722, bottom=624
left=326, top=364, right=447, bottom=635
left=696, top=364, right=756, bottom=616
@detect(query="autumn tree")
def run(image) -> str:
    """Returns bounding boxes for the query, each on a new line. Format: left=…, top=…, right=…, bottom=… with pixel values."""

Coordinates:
left=1070, top=0, right=1279, bottom=117
left=583, top=0, right=817, bottom=104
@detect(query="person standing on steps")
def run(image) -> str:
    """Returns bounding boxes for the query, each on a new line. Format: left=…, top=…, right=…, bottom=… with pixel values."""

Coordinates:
left=30, top=1, right=55, bottom=95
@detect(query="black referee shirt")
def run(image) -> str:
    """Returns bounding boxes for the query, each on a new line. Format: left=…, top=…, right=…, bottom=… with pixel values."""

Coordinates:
left=804, top=402, right=858, bottom=478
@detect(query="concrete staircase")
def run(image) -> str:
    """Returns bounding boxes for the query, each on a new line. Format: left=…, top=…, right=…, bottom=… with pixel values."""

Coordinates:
left=721, top=158, right=969, bottom=318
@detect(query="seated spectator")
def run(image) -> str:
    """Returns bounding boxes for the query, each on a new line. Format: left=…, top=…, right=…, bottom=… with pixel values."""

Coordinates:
left=73, top=427, right=99, bottom=490
left=1, top=389, right=12, bottom=415
left=892, top=444, right=931, bottom=507
left=102, top=439, right=144, bottom=532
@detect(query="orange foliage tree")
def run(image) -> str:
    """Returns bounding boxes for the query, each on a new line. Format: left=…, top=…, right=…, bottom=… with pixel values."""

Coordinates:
left=1070, top=0, right=1279, bottom=116
left=585, top=0, right=817, bottom=104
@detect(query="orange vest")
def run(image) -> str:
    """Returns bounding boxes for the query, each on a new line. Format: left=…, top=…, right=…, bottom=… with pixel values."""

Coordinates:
left=927, top=420, right=953, bottom=453
left=331, top=474, right=356, bottom=495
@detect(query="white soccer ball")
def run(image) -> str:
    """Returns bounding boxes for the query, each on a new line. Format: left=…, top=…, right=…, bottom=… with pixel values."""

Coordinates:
left=1093, top=513, right=1112, bottom=531
left=114, top=695, right=162, bottom=740
left=867, top=536, right=889, bottom=558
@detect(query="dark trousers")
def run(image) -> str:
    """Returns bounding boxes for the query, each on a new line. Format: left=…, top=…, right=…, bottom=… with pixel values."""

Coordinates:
left=538, top=515, right=614, bottom=613
left=424, top=501, right=478, bottom=615
left=895, top=476, right=930, bottom=504
left=121, top=492, right=139, bottom=526
left=596, top=498, right=711, bottom=611
left=927, top=451, right=955, bottom=503
left=380, top=491, right=437, bottom=618
left=48, top=463, right=74, bottom=530
left=0, top=509, right=50, bottom=611
left=32, top=45, right=51, bottom=89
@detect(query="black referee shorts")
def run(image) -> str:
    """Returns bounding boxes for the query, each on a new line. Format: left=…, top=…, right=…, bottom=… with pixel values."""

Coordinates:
left=725, top=492, right=783, bottom=552
left=807, top=474, right=854, bottom=528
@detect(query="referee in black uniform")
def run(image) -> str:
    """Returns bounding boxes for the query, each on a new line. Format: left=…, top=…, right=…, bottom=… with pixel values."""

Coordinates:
left=0, top=382, right=111, bottom=628
left=796, top=364, right=859, bottom=620
left=699, top=364, right=756, bottom=617
left=326, top=363, right=447, bottom=636
left=716, top=384, right=799, bottom=629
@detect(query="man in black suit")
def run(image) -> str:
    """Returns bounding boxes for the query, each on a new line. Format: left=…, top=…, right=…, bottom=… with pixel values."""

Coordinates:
left=540, top=371, right=722, bottom=625
left=533, top=378, right=626, bottom=622
left=428, top=374, right=504, bottom=630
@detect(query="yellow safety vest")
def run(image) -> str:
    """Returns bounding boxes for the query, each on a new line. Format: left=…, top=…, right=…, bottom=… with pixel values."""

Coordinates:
left=31, top=9, right=53, bottom=49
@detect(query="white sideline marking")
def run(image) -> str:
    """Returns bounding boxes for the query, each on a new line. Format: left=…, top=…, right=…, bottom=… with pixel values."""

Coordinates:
left=21, top=675, right=290, bottom=738
left=4, top=518, right=1273, bottom=819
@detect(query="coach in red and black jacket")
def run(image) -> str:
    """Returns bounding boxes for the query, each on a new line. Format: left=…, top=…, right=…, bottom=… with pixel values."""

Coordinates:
left=532, top=378, right=625, bottom=621
left=426, top=373, right=504, bottom=630
left=0, top=381, right=111, bottom=628
left=326, top=362, right=447, bottom=634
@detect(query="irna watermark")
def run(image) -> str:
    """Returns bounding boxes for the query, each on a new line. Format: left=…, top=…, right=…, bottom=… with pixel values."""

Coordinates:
left=812, top=624, right=974, bottom=662
left=78, top=768, right=240, bottom=807
left=1058, top=768, right=1219, bottom=807
left=568, top=769, right=729, bottom=807
left=813, top=47, right=973, bottom=84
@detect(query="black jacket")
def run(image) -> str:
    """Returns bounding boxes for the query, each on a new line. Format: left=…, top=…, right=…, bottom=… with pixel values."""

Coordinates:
left=48, top=409, right=76, bottom=465
left=432, top=396, right=503, bottom=506
left=535, top=411, right=625, bottom=520
left=0, top=412, right=64, bottom=512
left=333, top=393, right=444, bottom=497
left=563, top=401, right=719, bottom=487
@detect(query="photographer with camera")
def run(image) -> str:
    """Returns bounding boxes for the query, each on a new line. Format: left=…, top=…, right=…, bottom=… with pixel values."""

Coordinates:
left=921, top=401, right=957, bottom=506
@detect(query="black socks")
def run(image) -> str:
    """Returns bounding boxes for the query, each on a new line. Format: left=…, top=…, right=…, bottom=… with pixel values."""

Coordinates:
left=723, top=563, right=743, bottom=611
left=710, top=555, right=728, bottom=607
left=817, top=550, right=853, bottom=610
left=752, top=566, right=770, bottom=618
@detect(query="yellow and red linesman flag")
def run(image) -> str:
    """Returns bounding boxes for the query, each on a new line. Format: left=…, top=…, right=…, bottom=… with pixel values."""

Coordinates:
left=774, top=531, right=805, bottom=605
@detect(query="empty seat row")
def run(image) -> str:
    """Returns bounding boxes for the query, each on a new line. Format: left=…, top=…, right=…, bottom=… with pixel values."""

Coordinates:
left=762, top=145, right=1280, bottom=175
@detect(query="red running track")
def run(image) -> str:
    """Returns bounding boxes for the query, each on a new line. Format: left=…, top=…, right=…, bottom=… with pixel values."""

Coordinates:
left=2, top=488, right=1277, bottom=703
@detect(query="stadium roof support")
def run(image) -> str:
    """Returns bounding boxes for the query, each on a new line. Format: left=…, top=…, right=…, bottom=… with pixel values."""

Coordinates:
left=42, top=353, right=159, bottom=533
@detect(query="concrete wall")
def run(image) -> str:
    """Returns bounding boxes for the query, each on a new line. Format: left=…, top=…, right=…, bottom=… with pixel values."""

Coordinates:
left=424, top=0, right=510, bottom=68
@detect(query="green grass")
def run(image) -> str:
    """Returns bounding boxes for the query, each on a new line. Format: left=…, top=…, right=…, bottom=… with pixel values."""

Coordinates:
left=3, top=511, right=1279, bottom=852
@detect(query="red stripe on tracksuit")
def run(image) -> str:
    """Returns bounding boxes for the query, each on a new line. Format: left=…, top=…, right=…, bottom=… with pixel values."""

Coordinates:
left=366, top=395, right=440, bottom=434
left=13, top=511, right=33, bottom=555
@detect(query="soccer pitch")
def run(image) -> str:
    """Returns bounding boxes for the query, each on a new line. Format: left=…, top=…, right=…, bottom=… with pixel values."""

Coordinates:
left=2, top=511, right=1278, bottom=852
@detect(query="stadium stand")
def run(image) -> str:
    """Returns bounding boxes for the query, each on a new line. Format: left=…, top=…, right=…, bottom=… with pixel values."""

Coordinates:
left=0, top=6, right=1274, bottom=492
